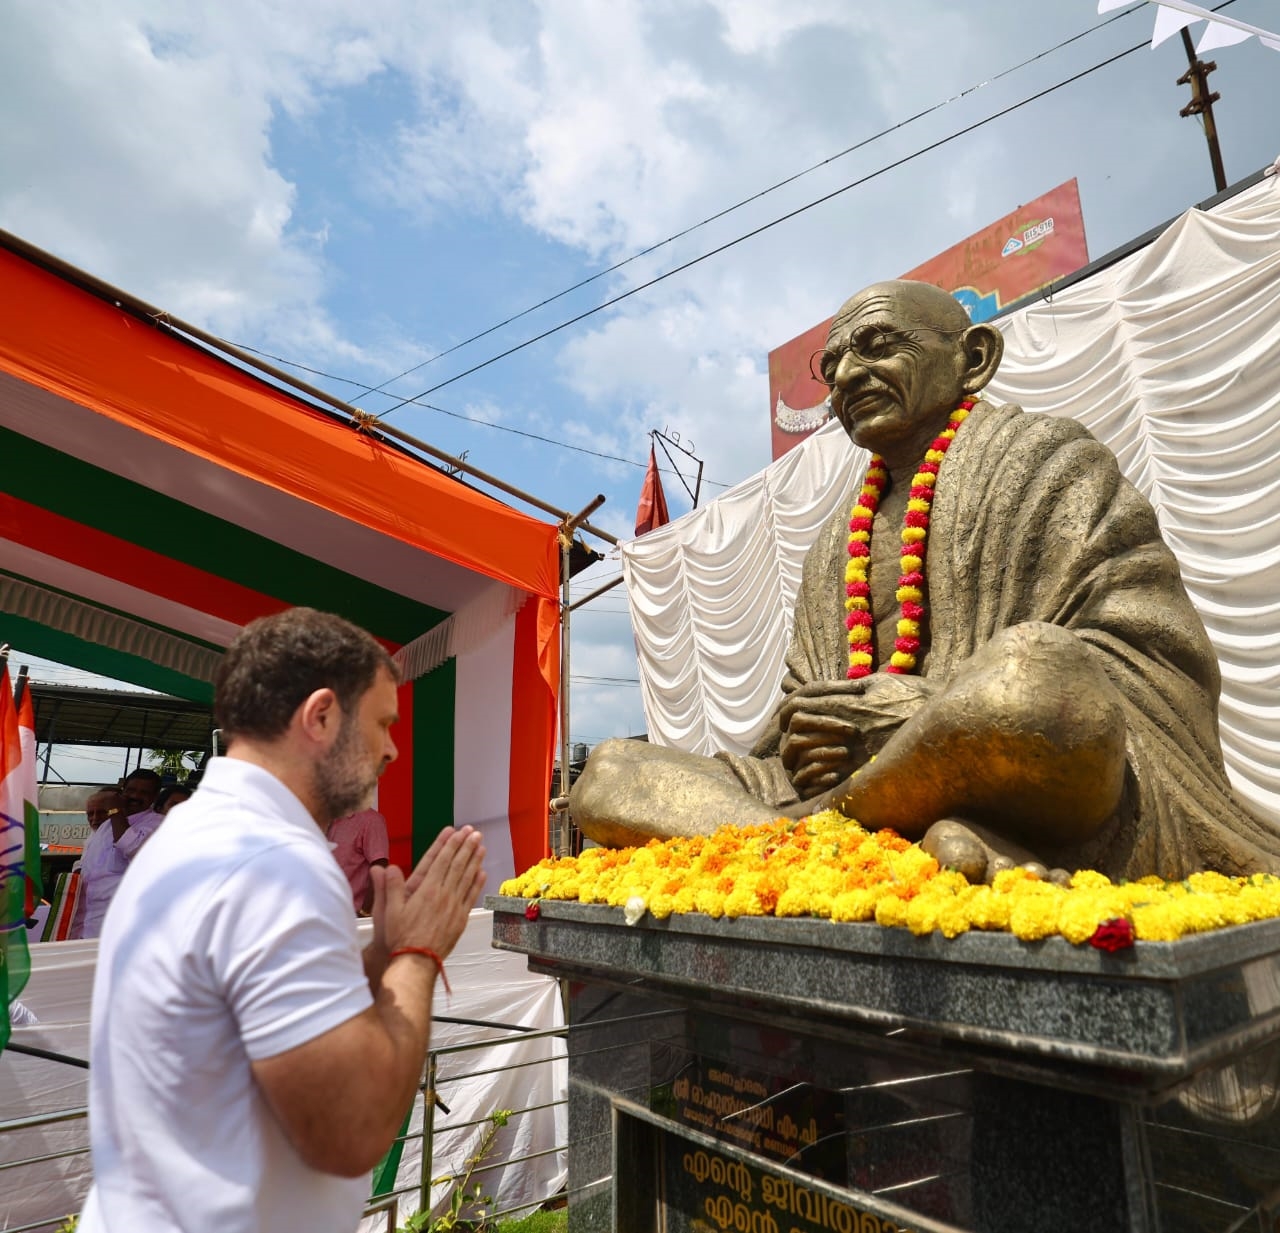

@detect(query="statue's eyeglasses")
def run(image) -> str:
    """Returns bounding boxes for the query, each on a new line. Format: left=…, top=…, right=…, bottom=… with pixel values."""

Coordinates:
left=809, top=325, right=967, bottom=389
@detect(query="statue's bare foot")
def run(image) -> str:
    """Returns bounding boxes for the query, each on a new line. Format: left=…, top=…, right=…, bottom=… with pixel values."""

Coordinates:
left=922, top=819, right=1070, bottom=885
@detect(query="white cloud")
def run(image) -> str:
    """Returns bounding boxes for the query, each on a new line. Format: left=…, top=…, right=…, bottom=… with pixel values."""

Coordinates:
left=6, top=0, right=1280, bottom=754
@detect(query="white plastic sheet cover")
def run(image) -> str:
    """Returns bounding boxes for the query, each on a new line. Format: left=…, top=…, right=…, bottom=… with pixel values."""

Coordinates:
left=0, top=911, right=566, bottom=1233
left=624, top=172, right=1280, bottom=826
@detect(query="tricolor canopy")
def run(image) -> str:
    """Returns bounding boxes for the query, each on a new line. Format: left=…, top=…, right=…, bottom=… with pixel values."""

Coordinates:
left=0, top=233, right=563, bottom=891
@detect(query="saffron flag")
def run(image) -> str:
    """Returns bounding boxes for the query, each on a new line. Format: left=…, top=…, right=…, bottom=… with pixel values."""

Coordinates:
left=1, top=660, right=33, bottom=1051
left=635, top=444, right=671, bottom=537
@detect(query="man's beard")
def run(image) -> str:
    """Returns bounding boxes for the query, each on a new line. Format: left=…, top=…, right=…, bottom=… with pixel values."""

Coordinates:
left=313, top=716, right=380, bottom=825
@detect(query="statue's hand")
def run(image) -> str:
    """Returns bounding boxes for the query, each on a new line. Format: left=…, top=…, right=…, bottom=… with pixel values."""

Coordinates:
left=779, top=675, right=941, bottom=800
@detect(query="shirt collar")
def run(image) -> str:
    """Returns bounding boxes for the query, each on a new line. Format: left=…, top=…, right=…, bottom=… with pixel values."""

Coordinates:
left=195, top=757, right=328, bottom=848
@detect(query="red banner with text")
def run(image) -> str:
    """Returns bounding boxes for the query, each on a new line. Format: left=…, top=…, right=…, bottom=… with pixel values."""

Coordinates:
left=767, top=178, right=1088, bottom=459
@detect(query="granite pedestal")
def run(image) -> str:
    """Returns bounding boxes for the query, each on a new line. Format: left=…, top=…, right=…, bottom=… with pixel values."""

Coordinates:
left=490, top=897, right=1280, bottom=1233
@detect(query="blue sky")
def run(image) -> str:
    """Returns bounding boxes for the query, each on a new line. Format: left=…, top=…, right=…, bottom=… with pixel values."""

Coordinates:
left=3, top=0, right=1279, bottom=779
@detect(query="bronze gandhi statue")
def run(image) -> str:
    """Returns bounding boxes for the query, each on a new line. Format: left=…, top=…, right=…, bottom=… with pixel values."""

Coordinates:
left=571, top=281, right=1280, bottom=883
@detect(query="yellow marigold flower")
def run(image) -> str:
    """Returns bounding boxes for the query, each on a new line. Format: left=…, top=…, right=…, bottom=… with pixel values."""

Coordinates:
left=896, top=618, right=921, bottom=638
left=1186, top=871, right=1236, bottom=895
left=1069, top=869, right=1111, bottom=891
left=913, top=472, right=936, bottom=487
left=890, top=650, right=917, bottom=671
left=936, top=896, right=974, bottom=939
left=649, top=893, right=675, bottom=920
left=991, top=867, right=1038, bottom=893
left=496, top=811, right=1280, bottom=946
left=899, top=553, right=923, bottom=572
left=964, top=887, right=1012, bottom=931
left=852, top=504, right=876, bottom=519
left=693, top=886, right=726, bottom=919
left=907, top=498, right=931, bottom=513
left=1058, top=893, right=1122, bottom=945
left=905, top=895, right=941, bottom=936
left=925, top=448, right=945, bottom=464
left=1009, top=893, right=1062, bottom=941
left=831, top=889, right=879, bottom=922
left=1131, top=903, right=1181, bottom=942
left=901, top=528, right=927, bottom=544
left=875, top=895, right=910, bottom=929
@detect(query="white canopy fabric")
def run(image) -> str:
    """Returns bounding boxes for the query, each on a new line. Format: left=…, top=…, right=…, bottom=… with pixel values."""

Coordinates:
left=623, top=170, right=1280, bottom=826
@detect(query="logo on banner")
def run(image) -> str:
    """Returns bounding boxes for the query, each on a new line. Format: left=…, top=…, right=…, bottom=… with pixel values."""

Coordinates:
left=1003, top=216, right=1056, bottom=258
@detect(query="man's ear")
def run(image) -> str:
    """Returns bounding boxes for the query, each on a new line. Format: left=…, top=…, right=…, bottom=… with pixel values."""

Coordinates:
left=297, top=687, right=341, bottom=750
left=959, top=323, right=1004, bottom=394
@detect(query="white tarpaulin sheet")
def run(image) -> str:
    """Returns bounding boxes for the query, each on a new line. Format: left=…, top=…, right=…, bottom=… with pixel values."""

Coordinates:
left=0, top=910, right=566, bottom=1233
left=624, top=170, right=1280, bottom=826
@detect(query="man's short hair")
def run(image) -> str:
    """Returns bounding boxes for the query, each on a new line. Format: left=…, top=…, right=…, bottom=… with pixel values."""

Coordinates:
left=214, top=608, right=399, bottom=743
left=123, top=769, right=162, bottom=789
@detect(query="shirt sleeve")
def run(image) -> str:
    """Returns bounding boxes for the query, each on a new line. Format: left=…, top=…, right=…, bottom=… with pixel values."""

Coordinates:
left=115, top=812, right=164, bottom=863
left=114, top=827, right=147, bottom=863
left=365, top=812, right=390, bottom=865
left=210, top=841, right=374, bottom=1061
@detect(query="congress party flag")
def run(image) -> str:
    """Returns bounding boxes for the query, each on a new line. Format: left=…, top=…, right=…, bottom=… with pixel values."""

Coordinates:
left=1, top=656, right=33, bottom=1051
left=15, top=669, right=41, bottom=917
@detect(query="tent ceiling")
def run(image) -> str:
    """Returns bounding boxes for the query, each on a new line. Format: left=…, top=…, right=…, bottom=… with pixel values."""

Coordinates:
left=29, top=683, right=213, bottom=751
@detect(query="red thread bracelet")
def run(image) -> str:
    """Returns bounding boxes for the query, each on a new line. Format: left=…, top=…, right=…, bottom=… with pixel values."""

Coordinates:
left=388, top=946, right=450, bottom=994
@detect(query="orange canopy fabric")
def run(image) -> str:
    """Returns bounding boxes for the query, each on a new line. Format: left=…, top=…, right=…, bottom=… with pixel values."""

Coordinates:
left=0, top=245, right=560, bottom=603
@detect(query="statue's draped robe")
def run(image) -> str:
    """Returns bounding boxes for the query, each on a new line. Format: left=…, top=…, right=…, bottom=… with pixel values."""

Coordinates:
left=722, top=401, right=1280, bottom=881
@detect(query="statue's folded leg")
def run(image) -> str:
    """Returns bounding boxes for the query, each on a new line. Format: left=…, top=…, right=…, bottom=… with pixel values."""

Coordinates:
left=825, top=622, right=1128, bottom=854
left=570, top=737, right=780, bottom=848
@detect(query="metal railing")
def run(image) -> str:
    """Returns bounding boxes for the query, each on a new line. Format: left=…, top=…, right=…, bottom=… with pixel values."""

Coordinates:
left=0, top=1013, right=571, bottom=1233
left=369, top=1018, right=571, bottom=1227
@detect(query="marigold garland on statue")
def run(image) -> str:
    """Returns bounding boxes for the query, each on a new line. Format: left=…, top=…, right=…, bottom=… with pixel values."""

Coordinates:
left=500, top=811, right=1280, bottom=946
left=845, top=399, right=975, bottom=678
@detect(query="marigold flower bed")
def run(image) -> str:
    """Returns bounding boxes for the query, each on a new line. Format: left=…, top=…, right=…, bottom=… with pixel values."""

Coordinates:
left=499, top=811, right=1280, bottom=945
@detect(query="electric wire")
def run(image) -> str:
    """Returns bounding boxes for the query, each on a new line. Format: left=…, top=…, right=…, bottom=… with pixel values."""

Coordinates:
left=374, top=12, right=1177, bottom=415
left=218, top=342, right=733, bottom=488
left=219, top=4, right=1180, bottom=488
left=229, top=22, right=1160, bottom=471
left=357, top=3, right=1148, bottom=400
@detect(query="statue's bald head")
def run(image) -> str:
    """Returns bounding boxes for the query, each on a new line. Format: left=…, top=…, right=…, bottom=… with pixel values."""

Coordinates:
left=819, top=279, right=1004, bottom=469
left=830, top=280, right=972, bottom=340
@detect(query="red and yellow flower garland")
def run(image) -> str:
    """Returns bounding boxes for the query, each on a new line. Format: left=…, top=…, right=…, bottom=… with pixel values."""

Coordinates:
left=845, top=399, right=975, bottom=678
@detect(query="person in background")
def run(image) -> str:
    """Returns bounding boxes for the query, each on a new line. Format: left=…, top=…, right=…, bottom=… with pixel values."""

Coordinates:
left=72, top=787, right=129, bottom=940
left=156, top=783, right=193, bottom=815
left=119, top=769, right=165, bottom=852
left=329, top=808, right=390, bottom=916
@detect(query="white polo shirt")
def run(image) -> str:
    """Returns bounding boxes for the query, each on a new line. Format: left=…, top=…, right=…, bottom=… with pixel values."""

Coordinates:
left=80, top=757, right=374, bottom=1233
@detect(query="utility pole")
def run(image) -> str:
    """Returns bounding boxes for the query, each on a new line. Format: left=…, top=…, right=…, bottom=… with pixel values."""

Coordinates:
left=1178, top=27, right=1228, bottom=193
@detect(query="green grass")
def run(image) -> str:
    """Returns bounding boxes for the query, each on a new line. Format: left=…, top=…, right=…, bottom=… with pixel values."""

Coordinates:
left=496, top=1209, right=567, bottom=1233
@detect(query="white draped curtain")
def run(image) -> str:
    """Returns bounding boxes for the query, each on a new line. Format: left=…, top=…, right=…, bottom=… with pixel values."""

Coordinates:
left=623, top=171, right=1280, bottom=826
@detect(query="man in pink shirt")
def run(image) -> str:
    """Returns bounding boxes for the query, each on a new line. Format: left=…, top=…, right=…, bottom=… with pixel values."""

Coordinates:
left=328, top=808, right=390, bottom=915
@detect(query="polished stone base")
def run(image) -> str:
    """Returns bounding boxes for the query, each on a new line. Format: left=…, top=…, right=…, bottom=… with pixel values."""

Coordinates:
left=490, top=898, right=1280, bottom=1232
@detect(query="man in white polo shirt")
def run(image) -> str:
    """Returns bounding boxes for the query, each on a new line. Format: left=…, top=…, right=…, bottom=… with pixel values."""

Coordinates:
left=80, top=607, right=486, bottom=1233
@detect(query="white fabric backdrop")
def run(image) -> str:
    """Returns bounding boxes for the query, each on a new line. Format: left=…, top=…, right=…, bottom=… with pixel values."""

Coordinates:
left=0, top=911, right=566, bottom=1233
left=623, top=170, right=1280, bottom=826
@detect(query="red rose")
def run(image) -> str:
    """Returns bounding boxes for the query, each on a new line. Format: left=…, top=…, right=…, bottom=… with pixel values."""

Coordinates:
left=1090, top=917, right=1134, bottom=952
left=525, top=900, right=542, bottom=921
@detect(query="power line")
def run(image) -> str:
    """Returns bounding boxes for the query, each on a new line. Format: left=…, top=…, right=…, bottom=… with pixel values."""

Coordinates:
left=362, top=3, right=1147, bottom=401
left=221, top=339, right=734, bottom=489
left=375, top=12, right=1164, bottom=415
